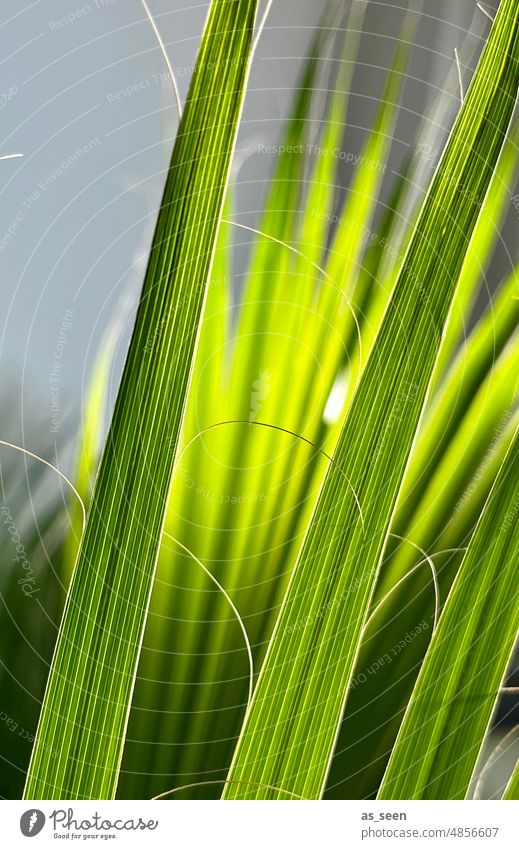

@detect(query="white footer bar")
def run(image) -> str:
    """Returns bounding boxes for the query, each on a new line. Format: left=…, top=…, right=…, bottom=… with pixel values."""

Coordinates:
left=3, top=800, right=517, bottom=848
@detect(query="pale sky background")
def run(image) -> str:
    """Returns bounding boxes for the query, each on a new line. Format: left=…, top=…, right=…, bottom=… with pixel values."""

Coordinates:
left=0, top=0, right=511, bottom=455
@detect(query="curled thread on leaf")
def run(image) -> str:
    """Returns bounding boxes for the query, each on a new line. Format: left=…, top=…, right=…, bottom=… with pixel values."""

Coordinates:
left=0, top=438, right=86, bottom=537
left=139, top=0, right=182, bottom=116
left=173, top=419, right=365, bottom=533
left=224, top=220, right=330, bottom=281
left=454, top=49, right=464, bottom=103
left=139, top=0, right=275, bottom=118
left=222, top=219, right=363, bottom=367
left=252, top=0, right=275, bottom=55
left=477, top=2, right=494, bottom=21
left=365, top=540, right=466, bottom=634
left=473, top=725, right=519, bottom=799
left=162, top=532, right=254, bottom=709
left=153, top=777, right=306, bottom=800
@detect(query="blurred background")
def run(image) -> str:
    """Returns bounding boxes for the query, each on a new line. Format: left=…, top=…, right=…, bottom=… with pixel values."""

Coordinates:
left=0, top=0, right=512, bottom=452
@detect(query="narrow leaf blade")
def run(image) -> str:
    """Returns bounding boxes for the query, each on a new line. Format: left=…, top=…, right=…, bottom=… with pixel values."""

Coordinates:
left=24, top=0, right=259, bottom=800
left=223, top=0, right=519, bottom=800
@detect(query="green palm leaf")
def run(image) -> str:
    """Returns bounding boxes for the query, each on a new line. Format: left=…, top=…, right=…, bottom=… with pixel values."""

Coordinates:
left=504, top=759, right=519, bottom=799
left=378, top=427, right=519, bottom=799
left=223, top=0, right=519, bottom=800
left=24, top=0, right=260, bottom=800
left=326, top=264, right=519, bottom=799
